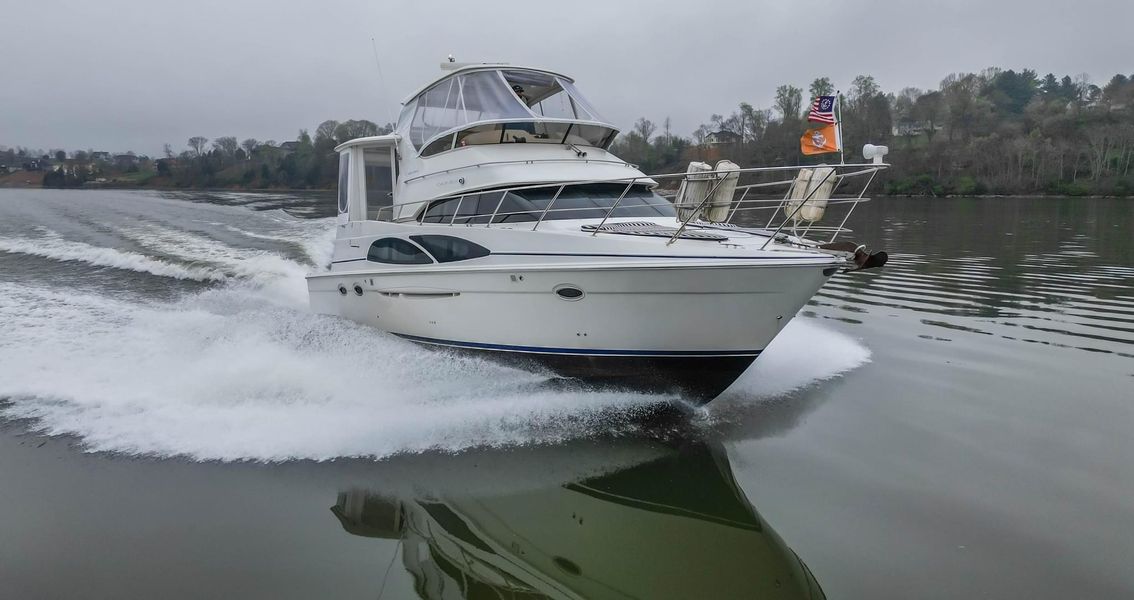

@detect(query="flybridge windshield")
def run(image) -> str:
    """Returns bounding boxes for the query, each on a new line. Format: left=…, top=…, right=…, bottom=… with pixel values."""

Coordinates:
left=406, top=71, right=531, bottom=149
left=500, top=70, right=605, bottom=122
left=401, top=69, right=613, bottom=152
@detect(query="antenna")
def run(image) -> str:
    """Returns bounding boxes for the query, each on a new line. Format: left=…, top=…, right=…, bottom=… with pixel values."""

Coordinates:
left=370, top=37, right=396, bottom=129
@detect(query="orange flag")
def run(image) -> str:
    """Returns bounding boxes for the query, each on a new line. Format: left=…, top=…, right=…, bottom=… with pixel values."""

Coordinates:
left=800, top=123, right=839, bottom=155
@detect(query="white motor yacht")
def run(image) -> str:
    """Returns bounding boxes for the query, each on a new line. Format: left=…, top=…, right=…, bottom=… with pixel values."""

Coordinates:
left=307, top=62, right=888, bottom=402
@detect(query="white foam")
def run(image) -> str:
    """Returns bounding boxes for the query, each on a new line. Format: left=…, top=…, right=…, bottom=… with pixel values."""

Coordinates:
left=118, top=225, right=317, bottom=306
left=723, top=317, right=872, bottom=398
left=0, top=282, right=667, bottom=461
left=0, top=230, right=226, bottom=282
left=0, top=213, right=871, bottom=462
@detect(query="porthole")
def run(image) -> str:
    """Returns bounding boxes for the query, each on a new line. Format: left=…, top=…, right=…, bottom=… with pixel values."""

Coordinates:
left=554, top=285, right=584, bottom=301
left=353, top=284, right=364, bottom=296
left=337, top=284, right=348, bottom=296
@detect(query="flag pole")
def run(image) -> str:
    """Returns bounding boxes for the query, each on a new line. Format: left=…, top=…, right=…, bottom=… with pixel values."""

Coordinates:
left=836, top=90, right=845, bottom=165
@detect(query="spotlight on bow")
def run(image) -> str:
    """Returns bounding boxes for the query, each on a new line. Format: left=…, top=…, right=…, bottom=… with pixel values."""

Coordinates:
left=863, top=144, right=889, bottom=165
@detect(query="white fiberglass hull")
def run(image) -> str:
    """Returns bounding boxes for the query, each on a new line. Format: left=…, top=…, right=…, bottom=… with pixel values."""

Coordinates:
left=307, top=259, right=834, bottom=401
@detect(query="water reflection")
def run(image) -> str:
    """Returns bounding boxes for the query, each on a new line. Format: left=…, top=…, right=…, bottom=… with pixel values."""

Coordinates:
left=332, top=441, right=823, bottom=599
left=735, top=197, right=1134, bottom=358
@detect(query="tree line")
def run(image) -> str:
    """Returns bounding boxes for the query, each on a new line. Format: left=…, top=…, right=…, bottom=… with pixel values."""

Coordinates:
left=611, top=68, right=1134, bottom=196
left=157, top=119, right=392, bottom=189
left=21, top=67, right=1134, bottom=196
left=13, top=118, right=392, bottom=190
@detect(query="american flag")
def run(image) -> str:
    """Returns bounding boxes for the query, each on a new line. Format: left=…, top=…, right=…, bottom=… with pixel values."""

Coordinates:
left=808, top=96, right=836, bottom=124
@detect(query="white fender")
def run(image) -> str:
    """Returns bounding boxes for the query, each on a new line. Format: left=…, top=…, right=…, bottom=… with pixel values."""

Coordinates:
left=705, top=160, right=739, bottom=223
left=676, top=161, right=713, bottom=222
left=785, top=166, right=835, bottom=222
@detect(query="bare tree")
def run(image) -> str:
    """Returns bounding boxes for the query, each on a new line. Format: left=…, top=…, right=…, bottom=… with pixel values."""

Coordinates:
left=912, top=91, right=944, bottom=142
left=739, top=103, right=769, bottom=144
left=693, top=124, right=711, bottom=146
left=632, top=118, right=656, bottom=143
left=848, top=75, right=882, bottom=110
left=774, top=85, right=803, bottom=121
left=241, top=138, right=259, bottom=158
left=212, top=136, right=239, bottom=158
left=187, top=136, right=209, bottom=157
left=809, top=77, right=834, bottom=99
left=315, top=120, right=341, bottom=147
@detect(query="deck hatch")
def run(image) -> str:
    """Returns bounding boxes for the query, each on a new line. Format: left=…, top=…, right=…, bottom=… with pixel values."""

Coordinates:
left=581, top=221, right=729, bottom=241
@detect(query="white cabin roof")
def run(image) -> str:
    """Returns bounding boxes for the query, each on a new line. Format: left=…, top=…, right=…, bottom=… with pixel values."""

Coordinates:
left=334, top=134, right=398, bottom=153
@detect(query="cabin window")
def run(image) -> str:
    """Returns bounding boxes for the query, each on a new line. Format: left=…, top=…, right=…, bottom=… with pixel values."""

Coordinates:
left=566, top=124, right=616, bottom=149
left=366, top=238, right=433, bottom=265
left=421, top=133, right=456, bottom=157
left=410, top=235, right=490, bottom=263
left=419, top=184, right=676, bottom=224
left=420, top=191, right=538, bottom=224
left=450, top=122, right=615, bottom=151
left=500, top=122, right=572, bottom=145
left=336, top=153, right=350, bottom=214
left=455, top=123, right=502, bottom=148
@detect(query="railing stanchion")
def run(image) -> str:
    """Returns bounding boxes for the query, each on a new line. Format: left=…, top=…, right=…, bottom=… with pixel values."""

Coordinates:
left=449, top=195, right=465, bottom=226
left=829, top=169, right=877, bottom=243
left=726, top=186, right=751, bottom=224
left=590, top=178, right=636, bottom=236
left=667, top=171, right=730, bottom=246
left=533, top=185, right=565, bottom=231
left=487, top=190, right=508, bottom=227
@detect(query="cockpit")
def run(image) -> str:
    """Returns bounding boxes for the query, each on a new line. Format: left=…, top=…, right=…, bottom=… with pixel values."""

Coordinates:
left=398, top=66, right=619, bottom=157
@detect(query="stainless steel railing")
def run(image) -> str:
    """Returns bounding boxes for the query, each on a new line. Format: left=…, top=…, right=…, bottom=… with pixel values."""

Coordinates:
left=373, top=162, right=887, bottom=246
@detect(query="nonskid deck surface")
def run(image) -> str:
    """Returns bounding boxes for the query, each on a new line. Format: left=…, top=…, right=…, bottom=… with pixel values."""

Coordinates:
left=397, top=334, right=760, bottom=403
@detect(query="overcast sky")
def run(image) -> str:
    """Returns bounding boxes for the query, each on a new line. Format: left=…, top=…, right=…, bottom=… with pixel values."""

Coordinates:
left=3, top=0, right=1132, bottom=156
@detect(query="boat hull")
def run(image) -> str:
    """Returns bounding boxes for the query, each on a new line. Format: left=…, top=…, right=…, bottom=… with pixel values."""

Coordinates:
left=308, top=261, right=833, bottom=402
left=395, top=333, right=760, bottom=402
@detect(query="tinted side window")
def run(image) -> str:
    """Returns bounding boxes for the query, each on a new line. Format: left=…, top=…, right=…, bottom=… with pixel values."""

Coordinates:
left=410, top=235, right=491, bottom=263
left=367, top=238, right=433, bottom=265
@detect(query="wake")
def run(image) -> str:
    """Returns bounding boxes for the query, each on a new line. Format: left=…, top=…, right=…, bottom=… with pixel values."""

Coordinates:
left=0, top=210, right=870, bottom=462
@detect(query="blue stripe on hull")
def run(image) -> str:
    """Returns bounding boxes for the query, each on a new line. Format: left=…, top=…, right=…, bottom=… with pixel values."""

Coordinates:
left=391, top=333, right=761, bottom=357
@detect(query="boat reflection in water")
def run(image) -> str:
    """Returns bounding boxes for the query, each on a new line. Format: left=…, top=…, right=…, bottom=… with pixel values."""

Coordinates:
left=332, top=441, right=824, bottom=599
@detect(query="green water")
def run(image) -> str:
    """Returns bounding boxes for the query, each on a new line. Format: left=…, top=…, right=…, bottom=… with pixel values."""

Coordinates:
left=0, top=191, right=1131, bottom=598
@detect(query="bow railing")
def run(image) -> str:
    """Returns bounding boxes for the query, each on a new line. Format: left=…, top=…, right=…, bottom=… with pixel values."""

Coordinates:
left=373, top=162, right=887, bottom=246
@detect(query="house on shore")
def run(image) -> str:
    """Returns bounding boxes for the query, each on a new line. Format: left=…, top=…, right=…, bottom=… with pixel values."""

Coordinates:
left=114, top=154, right=139, bottom=169
left=891, top=121, right=943, bottom=138
left=705, top=130, right=741, bottom=146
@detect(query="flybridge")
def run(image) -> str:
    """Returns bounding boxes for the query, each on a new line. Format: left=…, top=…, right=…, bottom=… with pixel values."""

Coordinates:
left=396, top=65, right=619, bottom=157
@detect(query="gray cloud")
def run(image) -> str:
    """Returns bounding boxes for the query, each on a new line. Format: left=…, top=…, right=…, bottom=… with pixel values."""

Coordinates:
left=3, top=0, right=1131, bottom=155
